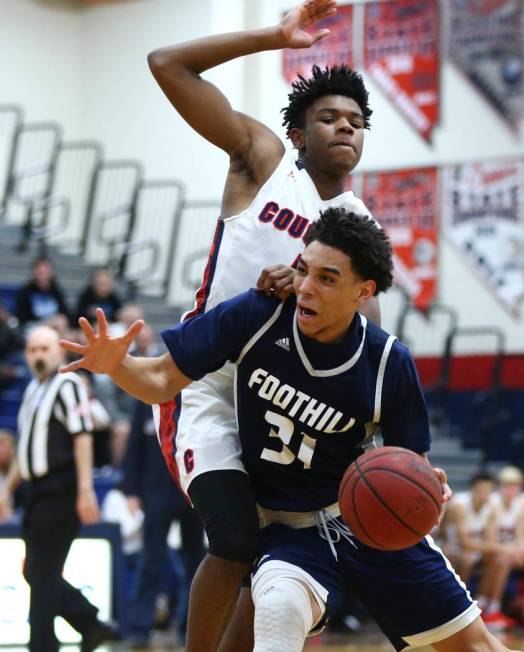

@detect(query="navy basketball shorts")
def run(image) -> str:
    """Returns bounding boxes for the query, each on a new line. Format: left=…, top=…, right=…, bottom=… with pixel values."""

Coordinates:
left=252, top=522, right=480, bottom=651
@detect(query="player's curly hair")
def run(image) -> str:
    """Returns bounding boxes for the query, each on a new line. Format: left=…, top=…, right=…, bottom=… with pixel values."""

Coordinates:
left=304, top=208, right=393, bottom=294
left=281, top=65, right=372, bottom=136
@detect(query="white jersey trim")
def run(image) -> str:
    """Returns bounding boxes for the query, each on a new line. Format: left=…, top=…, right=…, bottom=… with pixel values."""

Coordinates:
left=236, top=301, right=286, bottom=366
left=402, top=535, right=479, bottom=647
left=292, top=313, right=368, bottom=378
left=222, top=150, right=292, bottom=224
left=373, top=334, right=397, bottom=423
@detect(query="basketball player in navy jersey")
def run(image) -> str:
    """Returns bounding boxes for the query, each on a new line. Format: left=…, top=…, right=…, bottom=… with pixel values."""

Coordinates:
left=146, top=1, right=380, bottom=648
left=61, top=208, right=516, bottom=652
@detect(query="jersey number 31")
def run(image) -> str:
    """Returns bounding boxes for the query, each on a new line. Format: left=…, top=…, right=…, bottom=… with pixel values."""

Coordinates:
left=260, top=410, right=317, bottom=469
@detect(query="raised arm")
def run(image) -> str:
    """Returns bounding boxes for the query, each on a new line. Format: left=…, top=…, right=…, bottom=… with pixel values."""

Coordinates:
left=60, top=309, right=191, bottom=405
left=147, top=0, right=336, bottom=160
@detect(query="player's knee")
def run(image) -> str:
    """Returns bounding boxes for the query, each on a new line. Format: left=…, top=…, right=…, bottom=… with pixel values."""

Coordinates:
left=207, top=513, right=260, bottom=563
left=253, top=579, right=313, bottom=649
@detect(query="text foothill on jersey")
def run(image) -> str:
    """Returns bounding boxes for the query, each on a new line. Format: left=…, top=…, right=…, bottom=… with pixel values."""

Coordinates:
left=248, top=367, right=355, bottom=434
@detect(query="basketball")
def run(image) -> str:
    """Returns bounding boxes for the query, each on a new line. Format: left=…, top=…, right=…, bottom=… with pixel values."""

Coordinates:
left=339, top=446, right=443, bottom=550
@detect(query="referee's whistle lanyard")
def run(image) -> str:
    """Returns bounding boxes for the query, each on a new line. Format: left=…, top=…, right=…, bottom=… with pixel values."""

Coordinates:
left=314, top=510, right=357, bottom=560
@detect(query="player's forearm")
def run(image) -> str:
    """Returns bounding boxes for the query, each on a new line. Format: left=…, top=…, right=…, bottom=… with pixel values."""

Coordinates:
left=73, top=433, right=95, bottom=492
left=148, top=27, right=284, bottom=77
left=109, top=353, right=186, bottom=405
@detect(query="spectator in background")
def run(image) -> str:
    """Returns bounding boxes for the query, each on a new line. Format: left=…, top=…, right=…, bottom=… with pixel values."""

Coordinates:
left=0, top=301, right=25, bottom=388
left=477, top=466, right=524, bottom=630
left=133, top=324, right=159, bottom=358
left=441, top=471, right=499, bottom=583
left=76, top=268, right=123, bottom=326
left=92, top=305, right=148, bottom=466
left=78, top=373, right=113, bottom=469
left=101, top=480, right=144, bottom=636
left=0, top=429, right=16, bottom=501
left=16, top=257, right=70, bottom=328
left=110, top=303, right=145, bottom=343
left=123, top=399, right=205, bottom=647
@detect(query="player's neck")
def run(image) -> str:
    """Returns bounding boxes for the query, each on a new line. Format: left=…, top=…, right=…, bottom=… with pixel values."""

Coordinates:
left=306, top=311, right=358, bottom=344
left=300, top=157, right=348, bottom=200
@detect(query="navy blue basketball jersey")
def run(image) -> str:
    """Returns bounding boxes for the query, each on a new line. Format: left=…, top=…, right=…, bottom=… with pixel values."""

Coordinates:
left=162, top=290, right=430, bottom=512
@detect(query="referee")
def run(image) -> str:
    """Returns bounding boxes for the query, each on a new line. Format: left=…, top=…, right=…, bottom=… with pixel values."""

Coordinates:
left=0, top=325, right=116, bottom=652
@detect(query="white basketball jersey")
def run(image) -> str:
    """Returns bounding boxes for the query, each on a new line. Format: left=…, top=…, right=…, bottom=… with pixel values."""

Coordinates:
left=492, top=492, right=524, bottom=543
left=166, top=149, right=373, bottom=494
left=187, top=148, right=372, bottom=316
left=452, top=491, right=494, bottom=541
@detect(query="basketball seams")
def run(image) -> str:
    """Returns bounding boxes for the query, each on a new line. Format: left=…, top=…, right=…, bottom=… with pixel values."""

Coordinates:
left=356, top=448, right=423, bottom=467
left=363, top=467, right=442, bottom=512
left=354, top=457, right=425, bottom=539
left=339, top=446, right=443, bottom=550
left=350, top=474, right=383, bottom=548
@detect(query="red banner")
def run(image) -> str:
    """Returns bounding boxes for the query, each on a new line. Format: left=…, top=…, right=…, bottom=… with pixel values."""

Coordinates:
left=282, top=5, right=354, bottom=82
left=362, top=168, right=439, bottom=309
left=363, top=0, right=439, bottom=142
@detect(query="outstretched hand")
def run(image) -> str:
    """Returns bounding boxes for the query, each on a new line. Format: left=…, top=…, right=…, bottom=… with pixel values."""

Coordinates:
left=60, top=308, right=144, bottom=376
left=278, top=0, right=337, bottom=49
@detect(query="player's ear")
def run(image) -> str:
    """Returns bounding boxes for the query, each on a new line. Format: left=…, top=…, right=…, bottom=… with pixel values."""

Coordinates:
left=289, top=127, right=305, bottom=151
left=358, top=280, right=376, bottom=304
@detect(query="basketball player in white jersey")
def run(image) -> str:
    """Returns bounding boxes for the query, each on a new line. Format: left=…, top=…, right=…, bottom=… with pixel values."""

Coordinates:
left=147, top=1, right=379, bottom=649
left=442, top=472, right=499, bottom=583
left=477, top=467, right=524, bottom=629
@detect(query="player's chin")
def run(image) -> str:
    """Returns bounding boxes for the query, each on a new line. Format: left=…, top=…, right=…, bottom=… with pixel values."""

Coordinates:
left=296, top=314, right=320, bottom=337
left=327, top=153, right=357, bottom=176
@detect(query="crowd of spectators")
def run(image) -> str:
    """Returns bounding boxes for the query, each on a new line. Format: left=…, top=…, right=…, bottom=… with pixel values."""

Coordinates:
left=436, top=466, right=524, bottom=631
left=0, top=256, right=201, bottom=646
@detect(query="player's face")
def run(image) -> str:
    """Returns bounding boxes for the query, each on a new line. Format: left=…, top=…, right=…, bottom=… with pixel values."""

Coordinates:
left=500, top=482, right=522, bottom=504
left=471, top=480, right=494, bottom=507
left=294, top=241, right=375, bottom=343
left=291, top=95, right=365, bottom=178
left=25, top=328, right=64, bottom=381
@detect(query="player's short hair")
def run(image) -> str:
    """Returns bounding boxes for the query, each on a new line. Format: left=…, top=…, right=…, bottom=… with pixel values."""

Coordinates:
left=498, top=465, right=524, bottom=485
left=469, top=470, right=495, bottom=486
left=281, top=65, right=372, bottom=136
left=304, top=208, right=393, bottom=294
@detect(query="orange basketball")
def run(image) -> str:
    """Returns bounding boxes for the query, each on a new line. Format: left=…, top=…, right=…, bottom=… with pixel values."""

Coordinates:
left=339, top=446, right=443, bottom=550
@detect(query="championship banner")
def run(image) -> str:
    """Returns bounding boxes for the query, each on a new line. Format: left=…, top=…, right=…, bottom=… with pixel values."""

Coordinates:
left=442, top=159, right=524, bottom=316
left=448, top=0, right=524, bottom=131
left=282, top=4, right=353, bottom=82
left=362, top=168, right=439, bottom=309
left=363, top=0, right=439, bottom=142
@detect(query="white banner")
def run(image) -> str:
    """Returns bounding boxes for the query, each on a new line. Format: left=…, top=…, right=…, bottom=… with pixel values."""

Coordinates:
left=442, top=159, right=524, bottom=315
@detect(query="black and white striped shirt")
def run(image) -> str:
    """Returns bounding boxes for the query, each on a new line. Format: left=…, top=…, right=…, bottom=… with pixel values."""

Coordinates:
left=17, top=372, right=93, bottom=481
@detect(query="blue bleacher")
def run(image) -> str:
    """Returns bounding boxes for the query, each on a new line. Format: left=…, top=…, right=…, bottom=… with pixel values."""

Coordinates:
left=0, top=284, right=19, bottom=315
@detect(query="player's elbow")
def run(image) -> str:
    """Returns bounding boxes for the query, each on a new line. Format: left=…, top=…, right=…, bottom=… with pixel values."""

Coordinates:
left=147, top=47, right=185, bottom=78
left=147, top=49, right=166, bottom=76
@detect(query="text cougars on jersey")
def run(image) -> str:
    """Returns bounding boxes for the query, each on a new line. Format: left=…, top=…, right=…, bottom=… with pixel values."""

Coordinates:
left=248, top=368, right=355, bottom=433
left=258, top=201, right=313, bottom=241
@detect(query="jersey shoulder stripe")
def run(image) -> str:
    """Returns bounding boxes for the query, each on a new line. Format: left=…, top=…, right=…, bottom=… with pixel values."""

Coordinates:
left=183, top=218, right=224, bottom=320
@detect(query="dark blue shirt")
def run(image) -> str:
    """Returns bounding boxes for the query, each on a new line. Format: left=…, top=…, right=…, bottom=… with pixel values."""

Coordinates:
left=162, top=290, right=430, bottom=511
